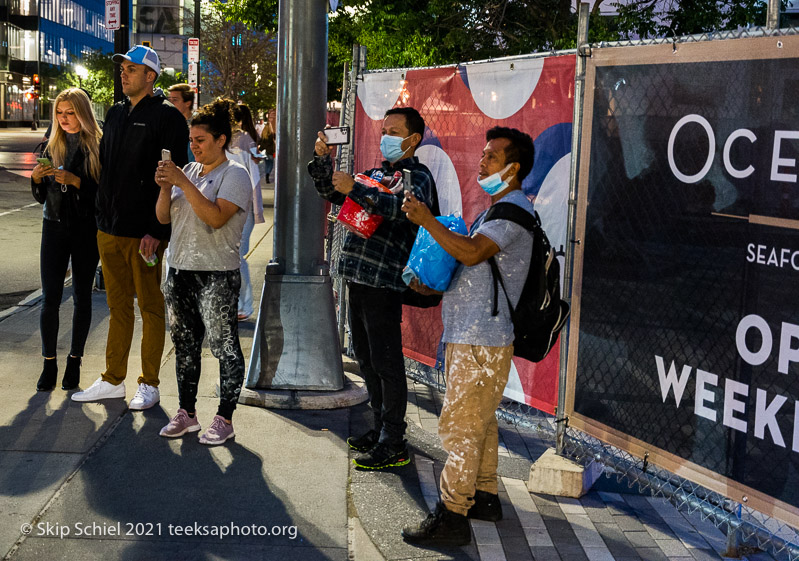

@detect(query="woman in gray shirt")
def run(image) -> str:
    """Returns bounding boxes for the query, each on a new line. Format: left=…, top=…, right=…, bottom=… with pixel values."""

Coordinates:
left=154, top=99, right=252, bottom=446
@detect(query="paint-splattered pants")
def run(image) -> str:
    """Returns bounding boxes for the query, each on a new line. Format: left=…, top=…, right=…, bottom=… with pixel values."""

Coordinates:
left=439, top=342, right=513, bottom=516
left=164, top=268, right=245, bottom=420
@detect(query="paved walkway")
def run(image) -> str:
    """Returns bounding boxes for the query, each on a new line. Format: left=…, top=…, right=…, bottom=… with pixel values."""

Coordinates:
left=0, top=181, right=777, bottom=561
left=374, top=380, right=776, bottom=561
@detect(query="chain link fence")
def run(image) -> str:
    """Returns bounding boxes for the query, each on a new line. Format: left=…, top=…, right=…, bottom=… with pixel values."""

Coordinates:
left=330, top=23, right=799, bottom=561
left=567, top=24, right=799, bottom=561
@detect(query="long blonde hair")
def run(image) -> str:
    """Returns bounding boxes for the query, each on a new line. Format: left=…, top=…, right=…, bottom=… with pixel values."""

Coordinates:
left=47, top=88, right=102, bottom=182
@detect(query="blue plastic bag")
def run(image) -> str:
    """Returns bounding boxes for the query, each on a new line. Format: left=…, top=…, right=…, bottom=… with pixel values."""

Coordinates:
left=403, top=214, right=467, bottom=292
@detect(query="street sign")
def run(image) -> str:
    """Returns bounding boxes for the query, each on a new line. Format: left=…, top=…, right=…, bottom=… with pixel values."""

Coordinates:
left=105, top=0, right=120, bottom=31
left=188, top=62, right=197, bottom=88
left=188, top=38, right=199, bottom=63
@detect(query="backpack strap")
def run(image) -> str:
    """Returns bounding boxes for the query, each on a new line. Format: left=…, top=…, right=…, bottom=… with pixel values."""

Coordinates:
left=488, top=255, right=514, bottom=317
left=484, top=201, right=537, bottom=317
left=484, top=201, right=539, bottom=232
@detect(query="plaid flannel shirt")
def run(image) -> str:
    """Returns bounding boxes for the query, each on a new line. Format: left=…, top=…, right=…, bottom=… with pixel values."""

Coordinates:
left=307, top=154, right=436, bottom=292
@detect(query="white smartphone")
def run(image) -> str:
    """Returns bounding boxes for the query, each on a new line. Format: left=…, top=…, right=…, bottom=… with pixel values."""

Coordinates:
left=161, top=149, right=171, bottom=161
left=324, top=126, right=350, bottom=145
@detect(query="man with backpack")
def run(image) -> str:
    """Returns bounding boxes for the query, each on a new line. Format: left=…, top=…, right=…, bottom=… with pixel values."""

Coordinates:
left=308, top=107, right=437, bottom=470
left=400, top=127, right=536, bottom=546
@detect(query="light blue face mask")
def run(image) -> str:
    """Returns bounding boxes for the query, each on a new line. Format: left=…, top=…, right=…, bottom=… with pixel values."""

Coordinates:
left=477, top=164, right=514, bottom=195
left=380, top=134, right=412, bottom=163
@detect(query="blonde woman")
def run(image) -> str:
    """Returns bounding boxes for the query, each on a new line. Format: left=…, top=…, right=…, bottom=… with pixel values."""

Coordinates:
left=31, top=88, right=102, bottom=391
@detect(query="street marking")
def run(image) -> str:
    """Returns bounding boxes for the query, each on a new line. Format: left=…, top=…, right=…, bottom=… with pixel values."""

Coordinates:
left=0, top=202, right=38, bottom=217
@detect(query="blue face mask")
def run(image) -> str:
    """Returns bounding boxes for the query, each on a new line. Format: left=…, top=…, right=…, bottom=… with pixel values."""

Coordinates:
left=477, top=164, right=514, bottom=195
left=380, top=134, right=412, bottom=163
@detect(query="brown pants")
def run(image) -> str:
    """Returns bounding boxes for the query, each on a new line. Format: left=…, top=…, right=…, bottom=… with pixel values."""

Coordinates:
left=97, top=231, right=166, bottom=387
left=439, top=342, right=513, bottom=516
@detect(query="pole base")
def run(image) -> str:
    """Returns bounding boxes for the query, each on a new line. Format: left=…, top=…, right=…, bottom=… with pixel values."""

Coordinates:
left=239, top=371, right=367, bottom=410
left=245, top=274, right=344, bottom=390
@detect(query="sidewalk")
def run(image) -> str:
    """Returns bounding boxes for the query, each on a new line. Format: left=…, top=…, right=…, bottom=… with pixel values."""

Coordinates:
left=0, top=187, right=347, bottom=561
left=0, top=184, right=773, bottom=561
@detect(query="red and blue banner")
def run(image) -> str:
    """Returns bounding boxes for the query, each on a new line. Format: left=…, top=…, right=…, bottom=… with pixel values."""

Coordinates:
left=353, top=54, right=576, bottom=414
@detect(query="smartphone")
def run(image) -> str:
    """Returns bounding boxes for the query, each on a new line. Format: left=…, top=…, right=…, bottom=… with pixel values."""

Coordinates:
left=324, top=126, right=350, bottom=145
left=249, top=146, right=268, bottom=159
left=36, top=157, right=52, bottom=167
left=161, top=149, right=171, bottom=161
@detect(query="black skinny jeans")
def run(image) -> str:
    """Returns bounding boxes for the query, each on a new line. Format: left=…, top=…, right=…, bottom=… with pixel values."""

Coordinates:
left=40, top=218, right=100, bottom=358
left=347, top=281, right=407, bottom=444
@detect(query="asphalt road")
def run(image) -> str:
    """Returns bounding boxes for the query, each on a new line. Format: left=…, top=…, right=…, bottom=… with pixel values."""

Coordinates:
left=0, top=128, right=51, bottom=311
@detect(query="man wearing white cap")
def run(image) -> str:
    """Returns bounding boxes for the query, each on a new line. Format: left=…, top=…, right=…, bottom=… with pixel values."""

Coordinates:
left=73, top=45, right=189, bottom=410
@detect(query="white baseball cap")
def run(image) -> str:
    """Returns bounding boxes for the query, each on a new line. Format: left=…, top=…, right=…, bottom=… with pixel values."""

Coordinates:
left=113, top=45, right=160, bottom=75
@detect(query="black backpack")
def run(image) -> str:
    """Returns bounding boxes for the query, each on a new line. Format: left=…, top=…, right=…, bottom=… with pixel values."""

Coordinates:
left=485, top=202, right=570, bottom=362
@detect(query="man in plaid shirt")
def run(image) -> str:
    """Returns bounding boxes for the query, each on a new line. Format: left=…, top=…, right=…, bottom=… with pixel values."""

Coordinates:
left=308, top=107, right=436, bottom=470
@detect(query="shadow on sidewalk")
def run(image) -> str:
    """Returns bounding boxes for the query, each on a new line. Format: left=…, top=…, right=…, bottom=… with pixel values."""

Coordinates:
left=0, top=393, right=125, bottom=496
left=21, top=407, right=346, bottom=560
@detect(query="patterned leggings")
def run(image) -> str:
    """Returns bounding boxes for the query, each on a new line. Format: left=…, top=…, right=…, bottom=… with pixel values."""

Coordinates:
left=164, top=268, right=245, bottom=420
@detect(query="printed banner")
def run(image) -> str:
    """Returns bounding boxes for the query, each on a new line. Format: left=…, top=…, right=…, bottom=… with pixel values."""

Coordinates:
left=569, top=36, right=799, bottom=524
left=354, top=55, right=576, bottom=413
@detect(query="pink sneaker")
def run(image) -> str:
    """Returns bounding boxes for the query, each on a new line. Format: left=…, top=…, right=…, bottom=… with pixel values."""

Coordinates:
left=198, top=415, right=235, bottom=446
left=159, top=409, right=201, bottom=438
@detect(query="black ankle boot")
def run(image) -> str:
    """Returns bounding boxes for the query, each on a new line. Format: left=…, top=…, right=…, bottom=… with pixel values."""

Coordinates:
left=467, top=490, right=503, bottom=521
left=402, top=502, right=471, bottom=546
left=61, top=355, right=81, bottom=390
left=36, top=359, right=57, bottom=391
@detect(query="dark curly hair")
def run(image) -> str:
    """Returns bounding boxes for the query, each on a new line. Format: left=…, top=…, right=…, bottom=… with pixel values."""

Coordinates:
left=191, top=97, right=234, bottom=150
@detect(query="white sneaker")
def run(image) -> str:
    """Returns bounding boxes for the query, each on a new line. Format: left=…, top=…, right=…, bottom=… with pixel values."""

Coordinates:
left=129, top=383, right=160, bottom=410
left=71, top=377, right=125, bottom=402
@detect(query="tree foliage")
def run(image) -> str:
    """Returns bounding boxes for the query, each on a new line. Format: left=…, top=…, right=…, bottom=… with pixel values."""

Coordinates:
left=201, top=4, right=278, bottom=112
left=215, top=0, right=772, bottom=101
left=55, top=50, right=116, bottom=107
left=614, top=0, right=770, bottom=39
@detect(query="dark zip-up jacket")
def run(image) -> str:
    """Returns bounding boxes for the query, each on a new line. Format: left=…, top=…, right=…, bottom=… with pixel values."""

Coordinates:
left=96, top=92, right=189, bottom=240
left=32, top=147, right=98, bottom=226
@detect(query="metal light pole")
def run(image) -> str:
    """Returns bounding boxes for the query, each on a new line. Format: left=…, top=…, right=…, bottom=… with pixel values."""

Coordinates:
left=113, top=0, right=130, bottom=103
left=245, top=0, right=343, bottom=390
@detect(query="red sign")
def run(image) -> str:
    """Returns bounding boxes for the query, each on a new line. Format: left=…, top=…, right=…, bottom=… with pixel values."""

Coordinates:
left=105, top=0, right=120, bottom=31
left=188, top=38, right=199, bottom=63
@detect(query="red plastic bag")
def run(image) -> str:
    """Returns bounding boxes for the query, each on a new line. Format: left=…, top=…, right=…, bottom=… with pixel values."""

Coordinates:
left=336, top=174, right=392, bottom=239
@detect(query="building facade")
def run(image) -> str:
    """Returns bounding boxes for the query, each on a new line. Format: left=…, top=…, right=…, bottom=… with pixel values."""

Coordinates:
left=0, top=0, right=115, bottom=124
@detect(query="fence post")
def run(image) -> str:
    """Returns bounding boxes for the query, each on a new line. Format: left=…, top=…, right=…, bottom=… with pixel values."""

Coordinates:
left=766, top=0, right=780, bottom=30
left=556, top=2, right=590, bottom=456
left=723, top=503, right=742, bottom=558
left=333, top=44, right=367, bottom=351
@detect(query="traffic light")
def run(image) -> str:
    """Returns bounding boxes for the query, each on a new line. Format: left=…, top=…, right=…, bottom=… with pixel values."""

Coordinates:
left=32, top=74, right=41, bottom=97
left=142, top=40, right=151, bottom=47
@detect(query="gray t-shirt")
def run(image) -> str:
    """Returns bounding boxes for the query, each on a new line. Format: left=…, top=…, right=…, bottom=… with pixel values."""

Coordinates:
left=167, top=159, right=252, bottom=271
left=441, top=189, right=534, bottom=347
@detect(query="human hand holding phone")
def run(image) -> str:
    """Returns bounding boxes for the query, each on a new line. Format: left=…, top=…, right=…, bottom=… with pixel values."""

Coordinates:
left=32, top=158, right=54, bottom=182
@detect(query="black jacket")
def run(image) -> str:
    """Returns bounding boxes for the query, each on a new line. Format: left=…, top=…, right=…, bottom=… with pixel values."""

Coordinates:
left=32, top=147, right=99, bottom=227
left=96, top=91, right=189, bottom=239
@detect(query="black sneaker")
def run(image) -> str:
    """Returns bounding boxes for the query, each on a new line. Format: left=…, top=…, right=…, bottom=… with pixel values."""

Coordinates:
left=353, top=440, right=410, bottom=469
left=402, top=502, right=471, bottom=546
left=347, top=429, right=380, bottom=452
left=467, top=490, right=502, bottom=521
